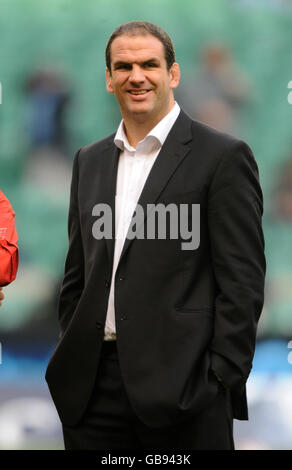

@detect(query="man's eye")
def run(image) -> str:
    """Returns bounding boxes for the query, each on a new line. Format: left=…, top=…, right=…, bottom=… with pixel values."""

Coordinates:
left=116, top=65, right=131, bottom=70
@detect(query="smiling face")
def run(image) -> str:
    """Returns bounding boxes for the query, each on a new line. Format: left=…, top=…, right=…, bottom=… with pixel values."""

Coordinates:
left=106, top=33, right=180, bottom=128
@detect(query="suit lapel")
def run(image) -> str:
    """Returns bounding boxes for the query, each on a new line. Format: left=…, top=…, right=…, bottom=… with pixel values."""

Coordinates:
left=98, top=141, right=120, bottom=267
left=119, top=110, right=193, bottom=261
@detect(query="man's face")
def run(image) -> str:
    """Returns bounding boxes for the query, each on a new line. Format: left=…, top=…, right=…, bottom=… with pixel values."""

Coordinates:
left=106, top=33, right=180, bottom=125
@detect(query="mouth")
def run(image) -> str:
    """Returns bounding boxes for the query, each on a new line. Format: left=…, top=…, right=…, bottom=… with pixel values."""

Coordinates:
left=127, top=89, right=151, bottom=99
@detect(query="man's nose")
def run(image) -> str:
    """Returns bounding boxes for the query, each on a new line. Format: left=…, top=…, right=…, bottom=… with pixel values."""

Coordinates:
left=129, top=65, right=145, bottom=83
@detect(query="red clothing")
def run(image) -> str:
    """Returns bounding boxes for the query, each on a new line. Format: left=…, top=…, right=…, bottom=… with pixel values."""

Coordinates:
left=0, top=190, right=18, bottom=286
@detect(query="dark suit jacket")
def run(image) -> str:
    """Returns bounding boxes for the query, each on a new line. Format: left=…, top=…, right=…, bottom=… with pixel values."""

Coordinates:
left=45, top=109, right=266, bottom=427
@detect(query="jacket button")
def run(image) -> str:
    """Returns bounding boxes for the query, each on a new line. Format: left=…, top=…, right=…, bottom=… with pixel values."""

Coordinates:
left=120, top=315, right=127, bottom=321
left=105, top=281, right=110, bottom=288
left=96, top=321, right=104, bottom=329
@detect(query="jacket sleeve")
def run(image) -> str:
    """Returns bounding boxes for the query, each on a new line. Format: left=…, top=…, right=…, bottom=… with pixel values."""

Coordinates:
left=0, top=190, right=19, bottom=286
left=208, top=141, right=266, bottom=389
left=58, top=149, right=85, bottom=337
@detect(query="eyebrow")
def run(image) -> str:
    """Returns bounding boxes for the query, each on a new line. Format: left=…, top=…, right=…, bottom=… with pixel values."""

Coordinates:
left=113, top=58, right=161, bottom=68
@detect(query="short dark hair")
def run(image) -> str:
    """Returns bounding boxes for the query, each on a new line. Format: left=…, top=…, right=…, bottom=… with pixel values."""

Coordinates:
left=105, top=21, right=176, bottom=72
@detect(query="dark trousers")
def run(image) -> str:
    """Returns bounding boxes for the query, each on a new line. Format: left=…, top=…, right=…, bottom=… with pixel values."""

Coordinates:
left=62, top=341, right=234, bottom=450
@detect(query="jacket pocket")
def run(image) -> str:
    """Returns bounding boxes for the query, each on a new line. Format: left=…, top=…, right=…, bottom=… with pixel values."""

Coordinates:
left=162, top=189, right=202, bottom=205
left=175, top=306, right=214, bottom=315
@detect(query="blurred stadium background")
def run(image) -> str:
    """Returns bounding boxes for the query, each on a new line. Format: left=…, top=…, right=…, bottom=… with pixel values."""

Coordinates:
left=1, top=0, right=292, bottom=450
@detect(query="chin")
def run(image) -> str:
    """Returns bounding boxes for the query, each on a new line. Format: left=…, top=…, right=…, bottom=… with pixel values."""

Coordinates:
left=127, top=105, right=152, bottom=117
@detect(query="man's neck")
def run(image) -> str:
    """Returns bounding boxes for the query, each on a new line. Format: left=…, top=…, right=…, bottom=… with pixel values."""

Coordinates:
left=122, top=101, right=175, bottom=149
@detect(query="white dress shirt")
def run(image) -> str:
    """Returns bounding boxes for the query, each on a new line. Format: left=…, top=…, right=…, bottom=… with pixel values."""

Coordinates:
left=104, top=102, right=181, bottom=340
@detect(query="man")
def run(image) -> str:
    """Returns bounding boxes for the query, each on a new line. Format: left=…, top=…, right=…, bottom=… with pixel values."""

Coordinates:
left=46, top=21, right=265, bottom=450
left=0, top=190, right=19, bottom=303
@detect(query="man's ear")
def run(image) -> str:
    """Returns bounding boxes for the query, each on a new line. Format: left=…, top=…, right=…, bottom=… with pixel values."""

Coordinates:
left=106, top=68, right=114, bottom=94
left=169, top=62, right=180, bottom=90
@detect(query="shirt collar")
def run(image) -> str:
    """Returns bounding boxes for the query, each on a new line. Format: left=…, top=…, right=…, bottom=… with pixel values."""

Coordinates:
left=114, top=102, right=181, bottom=152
